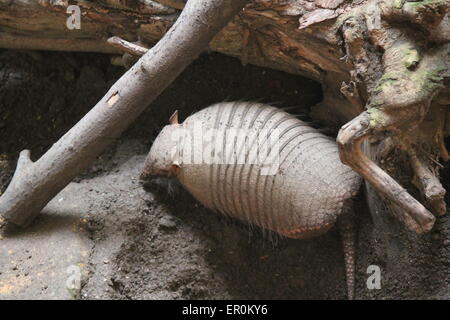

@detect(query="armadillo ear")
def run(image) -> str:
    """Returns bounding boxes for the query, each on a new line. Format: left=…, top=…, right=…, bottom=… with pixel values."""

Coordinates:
left=170, top=163, right=181, bottom=176
left=172, top=159, right=180, bottom=167
left=169, top=110, right=179, bottom=125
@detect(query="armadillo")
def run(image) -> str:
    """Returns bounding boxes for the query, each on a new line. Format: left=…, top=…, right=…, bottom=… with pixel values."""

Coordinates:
left=141, top=101, right=362, bottom=299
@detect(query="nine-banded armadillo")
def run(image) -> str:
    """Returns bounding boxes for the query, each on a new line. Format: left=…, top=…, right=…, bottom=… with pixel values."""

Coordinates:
left=141, top=101, right=362, bottom=299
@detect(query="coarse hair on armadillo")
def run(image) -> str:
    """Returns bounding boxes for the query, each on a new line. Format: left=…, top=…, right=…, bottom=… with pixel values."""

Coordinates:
left=170, top=102, right=361, bottom=237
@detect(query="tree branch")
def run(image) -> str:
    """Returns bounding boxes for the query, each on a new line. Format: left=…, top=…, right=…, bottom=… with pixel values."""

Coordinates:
left=107, top=37, right=149, bottom=56
left=337, top=112, right=436, bottom=233
left=0, top=0, right=249, bottom=227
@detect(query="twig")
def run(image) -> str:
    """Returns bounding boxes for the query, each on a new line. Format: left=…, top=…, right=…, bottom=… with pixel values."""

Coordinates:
left=107, top=37, right=149, bottom=56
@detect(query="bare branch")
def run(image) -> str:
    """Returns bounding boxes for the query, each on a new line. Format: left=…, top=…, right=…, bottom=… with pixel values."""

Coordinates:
left=107, top=37, right=149, bottom=56
left=0, top=0, right=249, bottom=227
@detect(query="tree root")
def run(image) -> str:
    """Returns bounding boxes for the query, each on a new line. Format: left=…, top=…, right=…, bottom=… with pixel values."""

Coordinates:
left=380, top=0, right=449, bottom=33
left=337, top=112, right=436, bottom=233
left=407, top=146, right=446, bottom=216
left=337, top=0, right=449, bottom=233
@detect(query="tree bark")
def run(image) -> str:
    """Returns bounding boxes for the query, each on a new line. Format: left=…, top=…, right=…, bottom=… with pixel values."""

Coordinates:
left=0, top=0, right=449, bottom=232
left=1, top=1, right=446, bottom=118
left=0, top=0, right=360, bottom=122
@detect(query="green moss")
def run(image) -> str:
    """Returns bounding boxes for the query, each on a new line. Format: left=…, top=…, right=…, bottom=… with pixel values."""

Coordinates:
left=407, top=0, right=444, bottom=8
left=368, top=108, right=387, bottom=128
left=394, top=0, right=404, bottom=9
left=404, top=49, right=420, bottom=70
left=67, top=287, right=80, bottom=300
left=412, top=62, right=446, bottom=96
left=373, top=72, right=399, bottom=94
left=369, top=98, right=384, bottom=107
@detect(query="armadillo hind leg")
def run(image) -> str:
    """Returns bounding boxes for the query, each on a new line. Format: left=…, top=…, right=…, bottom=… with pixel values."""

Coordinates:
left=337, top=201, right=355, bottom=300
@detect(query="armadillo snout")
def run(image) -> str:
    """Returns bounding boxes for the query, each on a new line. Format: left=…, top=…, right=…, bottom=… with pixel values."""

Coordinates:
left=141, top=124, right=180, bottom=180
left=140, top=157, right=179, bottom=180
left=140, top=166, right=169, bottom=180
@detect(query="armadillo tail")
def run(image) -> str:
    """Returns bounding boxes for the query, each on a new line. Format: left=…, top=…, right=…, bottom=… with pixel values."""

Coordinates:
left=338, top=202, right=355, bottom=300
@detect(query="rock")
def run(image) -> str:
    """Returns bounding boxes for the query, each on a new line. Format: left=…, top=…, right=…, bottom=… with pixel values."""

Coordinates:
left=158, top=215, right=177, bottom=230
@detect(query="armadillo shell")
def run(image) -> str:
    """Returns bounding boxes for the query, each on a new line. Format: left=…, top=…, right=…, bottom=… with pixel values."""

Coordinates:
left=176, top=102, right=361, bottom=239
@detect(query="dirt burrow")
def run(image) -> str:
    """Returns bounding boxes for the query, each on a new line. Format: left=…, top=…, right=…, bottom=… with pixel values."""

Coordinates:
left=0, top=50, right=449, bottom=299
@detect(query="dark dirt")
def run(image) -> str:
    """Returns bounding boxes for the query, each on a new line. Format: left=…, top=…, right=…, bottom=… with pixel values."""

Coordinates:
left=0, top=50, right=449, bottom=299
